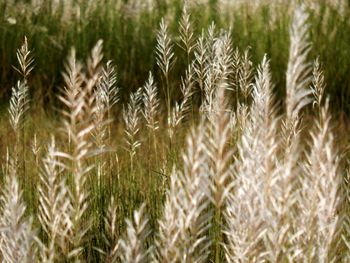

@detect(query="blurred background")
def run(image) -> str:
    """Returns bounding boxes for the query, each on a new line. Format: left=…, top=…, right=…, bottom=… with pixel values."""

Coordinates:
left=0, top=0, right=349, bottom=114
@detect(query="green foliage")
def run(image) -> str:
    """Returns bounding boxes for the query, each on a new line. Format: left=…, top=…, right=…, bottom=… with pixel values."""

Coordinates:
left=1, top=1, right=349, bottom=112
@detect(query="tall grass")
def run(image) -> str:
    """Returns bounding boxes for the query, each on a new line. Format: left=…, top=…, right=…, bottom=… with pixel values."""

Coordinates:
left=0, top=1, right=349, bottom=262
left=1, top=0, right=350, bottom=112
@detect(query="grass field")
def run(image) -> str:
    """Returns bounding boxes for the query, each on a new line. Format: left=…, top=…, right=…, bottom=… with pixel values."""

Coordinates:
left=0, top=0, right=349, bottom=262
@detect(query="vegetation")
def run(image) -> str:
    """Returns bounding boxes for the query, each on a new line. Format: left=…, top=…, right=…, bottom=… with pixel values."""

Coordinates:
left=0, top=0, right=349, bottom=262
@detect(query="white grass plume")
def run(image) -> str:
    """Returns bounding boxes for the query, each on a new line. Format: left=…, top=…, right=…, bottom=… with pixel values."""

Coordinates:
left=142, top=71, right=159, bottom=132
left=153, top=168, right=183, bottom=263
left=14, top=36, right=34, bottom=81
left=194, top=33, right=208, bottom=98
left=239, top=48, right=254, bottom=101
left=8, top=80, right=29, bottom=133
left=168, top=63, right=194, bottom=140
left=118, top=203, right=151, bottom=263
left=213, top=31, right=233, bottom=86
left=201, top=31, right=233, bottom=117
left=0, top=161, right=36, bottom=262
left=206, top=83, right=233, bottom=209
left=58, top=47, right=98, bottom=259
left=98, top=61, right=119, bottom=141
left=155, top=124, right=211, bottom=262
left=205, top=82, right=233, bottom=262
left=123, top=87, right=142, bottom=171
left=156, top=17, right=176, bottom=115
left=38, top=137, right=72, bottom=261
left=342, top=170, right=350, bottom=260
left=300, top=100, right=342, bottom=262
left=156, top=18, right=175, bottom=78
left=178, top=0, right=195, bottom=60
left=286, top=5, right=312, bottom=123
left=103, top=196, right=120, bottom=262
left=311, top=57, right=325, bottom=113
left=225, top=56, right=280, bottom=262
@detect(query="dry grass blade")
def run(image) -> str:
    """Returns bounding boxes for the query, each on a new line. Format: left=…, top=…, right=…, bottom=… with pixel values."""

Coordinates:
left=85, top=40, right=104, bottom=119
left=213, top=32, right=233, bottom=86
left=205, top=22, right=217, bottom=64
